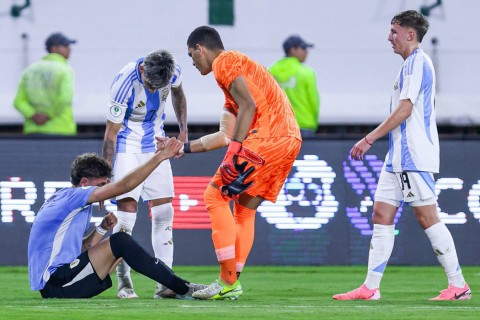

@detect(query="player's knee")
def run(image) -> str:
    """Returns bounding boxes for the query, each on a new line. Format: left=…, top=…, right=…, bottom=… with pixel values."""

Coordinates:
left=204, top=184, right=228, bottom=210
left=151, top=203, right=173, bottom=223
left=109, top=232, right=133, bottom=259
left=234, top=203, right=256, bottom=222
left=117, top=198, right=138, bottom=212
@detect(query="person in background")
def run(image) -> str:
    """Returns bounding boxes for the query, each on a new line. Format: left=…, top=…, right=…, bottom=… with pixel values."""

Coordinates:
left=333, top=10, right=470, bottom=301
left=102, top=49, right=188, bottom=299
left=269, top=35, right=319, bottom=138
left=14, top=32, right=77, bottom=135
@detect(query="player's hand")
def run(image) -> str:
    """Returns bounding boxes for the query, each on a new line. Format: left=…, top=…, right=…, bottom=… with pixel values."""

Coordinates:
left=220, top=141, right=265, bottom=185
left=155, top=136, right=169, bottom=150
left=220, top=141, right=243, bottom=184
left=101, top=211, right=118, bottom=230
left=174, top=131, right=188, bottom=159
left=155, top=137, right=182, bottom=160
left=349, top=137, right=372, bottom=160
left=177, top=131, right=188, bottom=143
left=221, top=157, right=255, bottom=198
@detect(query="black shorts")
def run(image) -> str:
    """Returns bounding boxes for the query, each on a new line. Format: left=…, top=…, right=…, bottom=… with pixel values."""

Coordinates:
left=40, top=251, right=112, bottom=298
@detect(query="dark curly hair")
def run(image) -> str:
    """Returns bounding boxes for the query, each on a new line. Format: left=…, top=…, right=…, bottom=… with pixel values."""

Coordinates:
left=391, top=10, right=429, bottom=43
left=143, top=50, right=176, bottom=89
left=70, top=153, right=112, bottom=186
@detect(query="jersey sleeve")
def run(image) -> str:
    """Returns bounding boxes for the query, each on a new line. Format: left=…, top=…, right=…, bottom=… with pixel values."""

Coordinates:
left=399, top=55, right=423, bottom=105
left=171, top=64, right=182, bottom=88
left=67, top=187, right=97, bottom=211
left=107, top=64, right=135, bottom=123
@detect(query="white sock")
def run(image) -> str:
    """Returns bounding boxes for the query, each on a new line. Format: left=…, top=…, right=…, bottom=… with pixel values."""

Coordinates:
left=151, top=203, right=174, bottom=268
left=364, top=224, right=395, bottom=290
left=113, top=210, right=137, bottom=289
left=425, top=222, right=465, bottom=288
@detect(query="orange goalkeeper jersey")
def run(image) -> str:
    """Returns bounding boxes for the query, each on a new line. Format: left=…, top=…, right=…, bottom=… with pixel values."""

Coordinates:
left=212, top=50, right=301, bottom=140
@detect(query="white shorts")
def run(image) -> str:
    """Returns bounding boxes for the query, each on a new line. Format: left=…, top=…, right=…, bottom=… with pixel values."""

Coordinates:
left=374, top=170, right=437, bottom=207
left=112, top=153, right=174, bottom=202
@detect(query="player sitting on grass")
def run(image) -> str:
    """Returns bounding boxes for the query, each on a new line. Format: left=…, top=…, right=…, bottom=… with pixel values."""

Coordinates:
left=28, top=138, right=206, bottom=299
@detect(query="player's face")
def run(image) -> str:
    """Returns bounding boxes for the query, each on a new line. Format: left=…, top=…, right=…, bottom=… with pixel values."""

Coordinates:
left=188, top=45, right=212, bottom=76
left=81, top=177, right=109, bottom=188
left=140, top=69, right=156, bottom=93
left=388, top=23, right=413, bottom=58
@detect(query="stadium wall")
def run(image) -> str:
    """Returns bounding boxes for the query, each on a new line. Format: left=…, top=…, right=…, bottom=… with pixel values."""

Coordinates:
left=1, top=0, right=479, bottom=125
left=1, top=139, right=479, bottom=266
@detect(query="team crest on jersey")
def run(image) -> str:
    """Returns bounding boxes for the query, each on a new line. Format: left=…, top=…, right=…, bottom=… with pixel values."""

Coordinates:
left=393, top=81, right=398, bottom=90
left=110, top=105, right=122, bottom=117
left=135, top=101, right=146, bottom=109
left=70, top=259, right=80, bottom=269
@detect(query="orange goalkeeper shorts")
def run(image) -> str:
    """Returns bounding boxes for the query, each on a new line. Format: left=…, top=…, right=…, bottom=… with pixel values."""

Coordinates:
left=212, top=136, right=301, bottom=202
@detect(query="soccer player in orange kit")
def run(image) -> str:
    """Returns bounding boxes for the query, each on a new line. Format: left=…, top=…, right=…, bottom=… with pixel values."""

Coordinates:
left=184, top=26, right=302, bottom=300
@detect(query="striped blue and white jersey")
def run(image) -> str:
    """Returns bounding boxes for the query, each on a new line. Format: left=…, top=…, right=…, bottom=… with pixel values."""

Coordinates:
left=28, top=186, right=96, bottom=291
left=107, top=58, right=182, bottom=153
left=385, top=48, right=439, bottom=173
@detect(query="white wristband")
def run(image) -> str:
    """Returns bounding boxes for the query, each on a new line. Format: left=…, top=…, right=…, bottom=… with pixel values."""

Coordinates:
left=96, top=225, right=107, bottom=236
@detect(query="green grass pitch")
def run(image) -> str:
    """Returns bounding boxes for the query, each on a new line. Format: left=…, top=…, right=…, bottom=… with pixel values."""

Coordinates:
left=1, top=266, right=478, bottom=320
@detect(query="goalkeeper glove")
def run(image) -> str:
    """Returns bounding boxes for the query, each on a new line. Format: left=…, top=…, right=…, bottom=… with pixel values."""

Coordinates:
left=220, top=141, right=265, bottom=185
left=221, top=155, right=255, bottom=198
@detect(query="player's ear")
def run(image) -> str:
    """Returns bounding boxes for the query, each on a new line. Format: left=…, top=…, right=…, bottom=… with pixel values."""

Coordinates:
left=407, top=30, right=414, bottom=41
left=79, top=177, right=88, bottom=187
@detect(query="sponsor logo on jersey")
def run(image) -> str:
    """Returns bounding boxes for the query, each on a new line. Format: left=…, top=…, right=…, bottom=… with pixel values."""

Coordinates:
left=393, top=81, right=398, bottom=90
left=110, top=105, right=122, bottom=117
left=70, top=259, right=80, bottom=269
left=406, top=191, right=415, bottom=198
left=135, top=101, right=146, bottom=109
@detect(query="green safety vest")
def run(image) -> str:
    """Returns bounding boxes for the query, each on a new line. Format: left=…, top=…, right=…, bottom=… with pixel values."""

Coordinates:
left=269, top=57, right=320, bottom=131
left=14, top=53, right=77, bottom=135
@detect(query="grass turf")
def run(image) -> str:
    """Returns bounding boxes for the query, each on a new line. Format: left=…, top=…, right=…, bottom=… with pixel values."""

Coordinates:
left=1, top=266, right=478, bottom=320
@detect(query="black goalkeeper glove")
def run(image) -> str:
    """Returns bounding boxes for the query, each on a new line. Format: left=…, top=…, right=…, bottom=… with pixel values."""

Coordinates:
left=221, top=155, right=255, bottom=198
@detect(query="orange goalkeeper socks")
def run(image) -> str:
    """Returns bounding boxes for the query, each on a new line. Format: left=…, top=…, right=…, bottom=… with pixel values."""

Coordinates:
left=234, top=202, right=256, bottom=274
left=204, top=183, right=238, bottom=285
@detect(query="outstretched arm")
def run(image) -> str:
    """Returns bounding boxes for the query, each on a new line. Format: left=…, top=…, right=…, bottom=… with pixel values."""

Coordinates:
left=174, top=109, right=235, bottom=154
left=88, top=138, right=182, bottom=204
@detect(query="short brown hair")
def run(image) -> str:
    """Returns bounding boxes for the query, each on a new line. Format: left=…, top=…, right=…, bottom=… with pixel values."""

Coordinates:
left=391, top=10, right=429, bottom=42
left=70, top=153, right=112, bottom=186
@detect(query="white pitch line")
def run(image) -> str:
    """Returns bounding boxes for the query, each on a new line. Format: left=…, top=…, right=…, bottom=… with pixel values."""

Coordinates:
left=178, top=304, right=480, bottom=310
